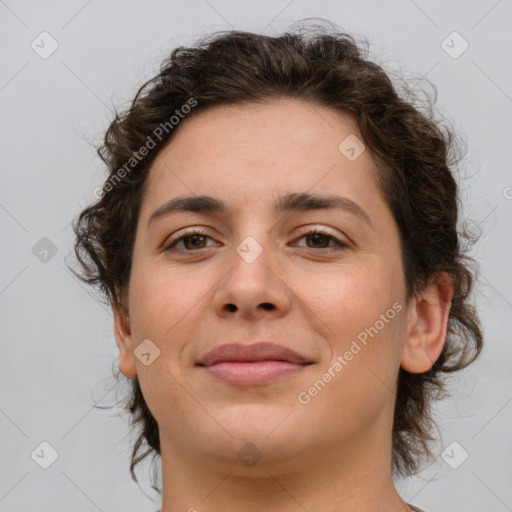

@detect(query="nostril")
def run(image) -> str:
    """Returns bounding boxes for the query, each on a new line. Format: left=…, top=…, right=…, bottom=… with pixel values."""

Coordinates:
left=224, top=303, right=275, bottom=312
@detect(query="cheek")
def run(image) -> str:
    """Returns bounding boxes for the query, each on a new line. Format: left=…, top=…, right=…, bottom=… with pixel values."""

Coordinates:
left=296, top=264, right=407, bottom=435
left=126, top=263, right=211, bottom=426
left=296, top=256, right=407, bottom=397
left=294, top=258, right=405, bottom=339
left=128, top=262, right=210, bottom=342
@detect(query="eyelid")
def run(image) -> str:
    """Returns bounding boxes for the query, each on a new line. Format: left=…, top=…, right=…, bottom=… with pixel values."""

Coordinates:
left=294, top=225, right=346, bottom=240
left=291, top=225, right=350, bottom=248
left=164, top=226, right=213, bottom=249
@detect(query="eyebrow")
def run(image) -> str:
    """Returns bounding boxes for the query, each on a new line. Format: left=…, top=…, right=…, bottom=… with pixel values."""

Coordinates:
left=147, top=192, right=373, bottom=228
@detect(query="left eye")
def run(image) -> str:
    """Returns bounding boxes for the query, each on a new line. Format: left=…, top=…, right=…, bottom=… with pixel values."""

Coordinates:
left=165, top=229, right=347, bottom=252
left=293, top=230, right=347, bottom=250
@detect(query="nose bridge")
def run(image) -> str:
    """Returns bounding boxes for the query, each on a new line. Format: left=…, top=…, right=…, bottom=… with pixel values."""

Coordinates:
left=230, top=230, right=276, bottom=293
left=229, top=207, right=274, bottom=270
left=211, top=226, right=290, bottom=319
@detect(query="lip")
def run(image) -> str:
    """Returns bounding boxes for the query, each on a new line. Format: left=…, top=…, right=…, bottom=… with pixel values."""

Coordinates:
left=197, top=342, right=312, bottom=385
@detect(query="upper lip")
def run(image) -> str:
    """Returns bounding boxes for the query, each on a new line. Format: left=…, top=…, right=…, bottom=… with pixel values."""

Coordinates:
left=197, top=342, right=310, bottom=366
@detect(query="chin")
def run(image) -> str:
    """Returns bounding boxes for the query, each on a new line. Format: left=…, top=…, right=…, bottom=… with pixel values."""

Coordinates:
left=217, top=402, right=291, bottom=433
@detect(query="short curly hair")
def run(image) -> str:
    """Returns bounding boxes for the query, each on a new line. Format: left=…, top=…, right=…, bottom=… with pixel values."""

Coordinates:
left=70, top=20, right=483, bottom=485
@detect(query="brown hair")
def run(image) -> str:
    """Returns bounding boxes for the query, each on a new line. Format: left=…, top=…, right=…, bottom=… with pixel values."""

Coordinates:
left=70, top=20, right=483, bottom=487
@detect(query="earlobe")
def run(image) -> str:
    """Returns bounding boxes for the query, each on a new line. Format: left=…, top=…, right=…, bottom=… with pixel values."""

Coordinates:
left=401, top=273, right=454, bottom=373
left=112, top=298, right=137, bottom=378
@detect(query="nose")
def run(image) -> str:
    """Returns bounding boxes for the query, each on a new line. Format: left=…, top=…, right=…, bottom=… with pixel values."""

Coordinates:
left=211, top=239, right=292, bottom=321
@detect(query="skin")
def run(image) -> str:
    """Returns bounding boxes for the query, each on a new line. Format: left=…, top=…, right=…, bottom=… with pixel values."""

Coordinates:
left=113, top=98, right=453, bottom=512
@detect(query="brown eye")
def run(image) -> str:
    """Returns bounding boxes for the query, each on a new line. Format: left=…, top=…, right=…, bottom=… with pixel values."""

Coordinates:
left=293, top=229, right=349, bottom=251
left=165, top=230, right=216, bottom=252
left=181, top=234, right=208, bottom=250
left=305, top=232, right=331, bottom=248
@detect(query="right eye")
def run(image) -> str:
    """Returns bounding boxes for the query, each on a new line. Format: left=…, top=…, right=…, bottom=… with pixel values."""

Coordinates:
left=164, top=229, right=219, bottom=252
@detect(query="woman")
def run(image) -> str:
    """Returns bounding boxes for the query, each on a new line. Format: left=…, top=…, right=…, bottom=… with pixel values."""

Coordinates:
left=72, top=21, right=483, bottom=512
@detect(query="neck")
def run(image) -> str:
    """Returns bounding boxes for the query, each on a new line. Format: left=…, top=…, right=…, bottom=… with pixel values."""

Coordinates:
left=158, top=425, right=409, bottom=512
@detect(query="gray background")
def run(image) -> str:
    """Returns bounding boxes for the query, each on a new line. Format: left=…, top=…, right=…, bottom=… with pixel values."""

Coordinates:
left=1, top=1, right=511, bottom=511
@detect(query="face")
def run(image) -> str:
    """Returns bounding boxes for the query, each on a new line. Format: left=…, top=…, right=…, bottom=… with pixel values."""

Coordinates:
left=113, top=98, right=443, bottom=474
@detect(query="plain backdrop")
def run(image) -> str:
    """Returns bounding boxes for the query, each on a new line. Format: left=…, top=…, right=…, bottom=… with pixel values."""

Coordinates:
left=1, top=1, right=511, bottom=511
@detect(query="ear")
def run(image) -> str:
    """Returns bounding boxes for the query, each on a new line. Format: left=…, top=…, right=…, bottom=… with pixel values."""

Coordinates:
left=401, top=272, right=454, bottom=373
left=112, top=292, right=137, bottom=378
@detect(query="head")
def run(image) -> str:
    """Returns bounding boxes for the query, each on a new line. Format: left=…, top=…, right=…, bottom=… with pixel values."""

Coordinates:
left=71, top=22, right=482, bottom=487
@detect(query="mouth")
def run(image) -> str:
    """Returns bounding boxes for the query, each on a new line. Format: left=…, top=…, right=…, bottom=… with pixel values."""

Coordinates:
left=196, top=342, right=313, bottom=386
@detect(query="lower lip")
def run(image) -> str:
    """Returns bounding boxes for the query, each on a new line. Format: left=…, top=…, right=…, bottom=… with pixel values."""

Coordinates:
left=202, top=361, right=309, bottom=385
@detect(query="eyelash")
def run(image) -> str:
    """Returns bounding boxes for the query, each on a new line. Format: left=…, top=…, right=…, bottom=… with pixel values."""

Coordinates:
left=164, top=228, right=349, bottom=253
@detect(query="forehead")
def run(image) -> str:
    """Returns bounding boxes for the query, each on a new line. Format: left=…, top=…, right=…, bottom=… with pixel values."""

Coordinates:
left=141, top=98, right=383, bottom=216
